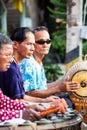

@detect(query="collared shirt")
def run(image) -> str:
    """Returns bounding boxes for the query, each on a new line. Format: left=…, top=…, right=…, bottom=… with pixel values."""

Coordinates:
left=0, top=61, right=25, bottom=99
left=0, top=89, right=26, bottom=122
left=20, top=56, right=47, bottom=92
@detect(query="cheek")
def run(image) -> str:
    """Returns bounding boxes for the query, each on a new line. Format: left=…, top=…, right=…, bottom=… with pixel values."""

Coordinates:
left=23, top=48, right=30, bottom=54
left=21, top=45, right=30, bottom=52
left=0, top=58, right=5, bottom=63
left=0, top=60, right=6, bottom=70
left=35, top=46, right=41, bottom=51
left=1, top=60, right=7, bottom=67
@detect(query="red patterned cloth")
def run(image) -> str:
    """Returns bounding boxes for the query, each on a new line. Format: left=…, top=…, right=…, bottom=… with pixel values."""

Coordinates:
left=0, top=89, right=26, bottom=121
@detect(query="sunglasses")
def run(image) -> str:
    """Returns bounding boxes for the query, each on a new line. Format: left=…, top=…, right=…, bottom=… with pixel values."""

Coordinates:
left=35, top=39, right=51, bottom=45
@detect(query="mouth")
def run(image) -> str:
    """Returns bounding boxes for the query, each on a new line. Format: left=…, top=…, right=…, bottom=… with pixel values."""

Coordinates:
left=42, top=48, right=49, bottom=51
left=28, top=52, right=33, bottom=56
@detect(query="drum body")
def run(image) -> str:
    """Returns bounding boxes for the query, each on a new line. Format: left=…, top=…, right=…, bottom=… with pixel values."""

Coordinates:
left=65, top=61, right=87, bottom=123
left=69, top=92, right=87, bottom=123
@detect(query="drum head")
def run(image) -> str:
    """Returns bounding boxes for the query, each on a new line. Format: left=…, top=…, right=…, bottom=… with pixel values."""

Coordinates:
left=65, top=61, right=87, bottom=98
left=71, top=70, right=87, bottom=97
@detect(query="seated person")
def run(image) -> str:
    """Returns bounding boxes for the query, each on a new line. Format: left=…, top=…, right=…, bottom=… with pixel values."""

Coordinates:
left=20, top=26, right=79, bottom=108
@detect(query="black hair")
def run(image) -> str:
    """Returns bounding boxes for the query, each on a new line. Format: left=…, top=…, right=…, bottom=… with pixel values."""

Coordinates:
left=10, top=27, right=34, bottom=43
left=0, top=33, right=13, bottom=49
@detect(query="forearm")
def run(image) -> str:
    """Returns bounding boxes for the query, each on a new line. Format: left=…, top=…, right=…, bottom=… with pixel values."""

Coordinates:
left=47, top=79, right=62, bottom=88
left=25, top=80, right=63, bottom=99
left=24, top=94, right=46, bottom=103
left=26, top=85, right=61, bottom=98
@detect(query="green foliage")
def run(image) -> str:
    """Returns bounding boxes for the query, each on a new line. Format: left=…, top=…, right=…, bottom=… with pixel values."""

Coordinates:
left=43, top=0, right=67, bottom=80
left=48, top=0, right=67, bottom=19
left=47, top=0, right=67, bottom=63
left=44, top=63, right=63, bottom=81
left=51, top=33, right=66, bottom=63
left=48, top=7, right=66, bottom=19
left=82, top=41, right=87, bottom=58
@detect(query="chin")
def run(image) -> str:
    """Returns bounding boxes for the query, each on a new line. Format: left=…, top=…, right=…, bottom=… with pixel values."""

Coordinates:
left=26, top=56, right=31, bottom=59
left=4, top=68, right=8, bottom=71
left=28, top=54, right=33, bottom=57
left=1, top=69, right=6, bottom=72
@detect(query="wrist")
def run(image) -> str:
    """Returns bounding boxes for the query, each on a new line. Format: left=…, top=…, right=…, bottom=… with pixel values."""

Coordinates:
left=42, top=98, right=48, bottom=103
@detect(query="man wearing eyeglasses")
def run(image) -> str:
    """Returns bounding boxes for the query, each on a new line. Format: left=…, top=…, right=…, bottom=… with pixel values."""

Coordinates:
left=20, top=26, right=80, bottom=108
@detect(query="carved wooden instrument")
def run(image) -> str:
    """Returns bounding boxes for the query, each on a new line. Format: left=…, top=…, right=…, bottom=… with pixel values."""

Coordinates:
left=65, top=60, right=87, bottom=123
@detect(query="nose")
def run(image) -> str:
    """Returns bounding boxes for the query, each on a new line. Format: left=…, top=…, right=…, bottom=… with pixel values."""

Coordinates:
left=9, top=56, right=14, bottom=63
left=31, top=44, right=35, bottom=51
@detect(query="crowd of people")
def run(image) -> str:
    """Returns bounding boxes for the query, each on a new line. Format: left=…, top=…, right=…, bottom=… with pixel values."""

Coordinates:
left=0, top=26, right=80, bottom=122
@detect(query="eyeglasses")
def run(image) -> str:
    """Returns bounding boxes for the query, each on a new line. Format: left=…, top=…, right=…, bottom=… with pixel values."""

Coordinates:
left=35, top=39, right=51, bottom=45
left=0, top=53, right=13, bottom=59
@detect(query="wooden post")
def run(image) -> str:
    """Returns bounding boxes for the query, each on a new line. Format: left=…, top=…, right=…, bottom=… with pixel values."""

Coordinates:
left=66, top=0, right=83, bottom=71
left=26, top=0, right=39, bottom=28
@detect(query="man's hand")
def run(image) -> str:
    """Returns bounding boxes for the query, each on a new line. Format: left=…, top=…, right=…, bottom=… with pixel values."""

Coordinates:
left=45, top=95, right=60, bottom=102
left=57, top=77, right=80, bottom=92
left=51, top=98, right=68, bottom=113
left=22, top=104, right=44, bottom=121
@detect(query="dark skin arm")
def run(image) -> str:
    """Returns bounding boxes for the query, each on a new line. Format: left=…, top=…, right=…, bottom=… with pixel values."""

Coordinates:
left=26, top=78, right=80, bottom=98
left=26, top=87, right=59, bottom=98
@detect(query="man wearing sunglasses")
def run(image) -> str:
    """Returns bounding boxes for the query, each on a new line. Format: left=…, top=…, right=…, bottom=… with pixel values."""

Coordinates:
left=20, top=26, right=80, bottom=108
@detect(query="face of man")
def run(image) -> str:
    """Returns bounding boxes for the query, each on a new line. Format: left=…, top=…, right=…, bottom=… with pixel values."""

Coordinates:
left=0, top=44, right=13, bottom=71
left=34, top=30, right=51, bottom=56
left=14, top=31, right=35, bottom=59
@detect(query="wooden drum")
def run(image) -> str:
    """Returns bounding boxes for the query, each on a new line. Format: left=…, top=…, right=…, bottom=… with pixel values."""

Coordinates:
left=65, top=60, right=87, bottom=123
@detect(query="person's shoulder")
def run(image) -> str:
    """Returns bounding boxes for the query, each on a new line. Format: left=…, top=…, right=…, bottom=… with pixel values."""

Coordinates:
left=7, top=61, right=19, bottom=74
left=20, top=57, right=34, bottom=66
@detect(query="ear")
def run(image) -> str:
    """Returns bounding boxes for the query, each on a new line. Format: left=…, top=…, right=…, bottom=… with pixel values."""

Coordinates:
left=12, top=41, right=19, bottom=49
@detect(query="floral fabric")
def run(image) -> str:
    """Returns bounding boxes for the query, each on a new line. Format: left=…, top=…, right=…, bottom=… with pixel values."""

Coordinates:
left=20, top=56, right=47, bottom=92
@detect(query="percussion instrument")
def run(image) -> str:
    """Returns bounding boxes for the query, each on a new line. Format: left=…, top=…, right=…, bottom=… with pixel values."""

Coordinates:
left=0, top=108, right=82, bottom=130
left=40, top=105, right=59, bottom=117
left=65, top=60, right=87, bottom=123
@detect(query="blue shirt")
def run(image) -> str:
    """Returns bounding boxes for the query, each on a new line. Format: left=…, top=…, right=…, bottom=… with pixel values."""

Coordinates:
left=20, top=56, right=47, bottom=92
left=0, top=61, right=25, bottom=99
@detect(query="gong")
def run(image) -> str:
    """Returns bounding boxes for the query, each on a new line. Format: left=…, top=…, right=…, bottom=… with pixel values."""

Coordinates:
left=65, top=60, right=87, bottom=123
left=71, top=70, right=87, bottom=97
left=65, top=60, right=87, bottom=98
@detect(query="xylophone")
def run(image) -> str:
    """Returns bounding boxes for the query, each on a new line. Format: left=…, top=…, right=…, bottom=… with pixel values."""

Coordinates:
left=0, top=108, right=83, bottom=130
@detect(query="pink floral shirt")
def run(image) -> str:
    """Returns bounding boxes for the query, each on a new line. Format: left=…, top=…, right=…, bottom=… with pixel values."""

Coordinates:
left=0, top=89, right=26, bottom=121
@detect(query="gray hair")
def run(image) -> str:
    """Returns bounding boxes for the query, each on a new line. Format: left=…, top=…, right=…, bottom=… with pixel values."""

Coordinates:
left=34, top=26, right=48, bottom=33
left=0, top=33, right=13, bottom=49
